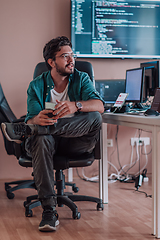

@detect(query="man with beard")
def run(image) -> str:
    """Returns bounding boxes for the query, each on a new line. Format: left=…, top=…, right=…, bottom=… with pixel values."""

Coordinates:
left=1, top=36, right=104, bottom=232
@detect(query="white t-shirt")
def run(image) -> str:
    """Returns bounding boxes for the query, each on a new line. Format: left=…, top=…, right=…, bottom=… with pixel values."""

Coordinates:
left=50, top=83, right=74, bottom=118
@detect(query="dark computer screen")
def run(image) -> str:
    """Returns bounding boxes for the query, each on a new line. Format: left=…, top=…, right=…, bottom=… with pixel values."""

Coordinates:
left=95, top=79, right=125, bottom=104
left=71, top=0, right=160, bottom=59
left=125, top=67, right=144, bottom=103
left=140, top=61, right=160, bottom=102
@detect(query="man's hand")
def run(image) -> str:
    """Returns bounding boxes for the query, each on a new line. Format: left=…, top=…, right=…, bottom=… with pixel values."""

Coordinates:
left=27, top=99, right=104, bottom=125
left=53, top=100, right=77, bottom=119
left=27, top=109, right=57, bottom=126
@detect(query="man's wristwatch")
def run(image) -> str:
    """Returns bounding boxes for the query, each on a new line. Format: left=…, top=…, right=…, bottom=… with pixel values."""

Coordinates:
left=75, top=101, right=83, bottom=112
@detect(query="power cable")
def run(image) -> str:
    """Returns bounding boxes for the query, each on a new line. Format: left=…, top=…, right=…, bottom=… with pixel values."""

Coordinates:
left=135, top=189, right=152, bottom=198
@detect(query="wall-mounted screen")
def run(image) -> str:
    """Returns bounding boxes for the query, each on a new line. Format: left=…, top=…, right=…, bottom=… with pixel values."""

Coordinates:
left=71, top=0, right=160, bottom=59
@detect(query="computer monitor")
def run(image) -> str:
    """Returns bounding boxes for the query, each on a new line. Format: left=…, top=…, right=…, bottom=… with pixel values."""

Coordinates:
left=125, top=67, right=144, bottom=107
left=140, top=61, right=160, bottom=102
left=95, top=79, right=125, bottom=105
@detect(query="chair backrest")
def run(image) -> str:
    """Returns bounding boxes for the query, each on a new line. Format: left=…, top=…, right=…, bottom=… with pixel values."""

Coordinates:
left=33, top=62, right=48, bottom=79
left=0, top=84, right=19, bottom=155
left=75, top=61, right=94, bottom=82
left=0, top=84, right=17, bottom=124
left=33, top=61, right=95, bottom=83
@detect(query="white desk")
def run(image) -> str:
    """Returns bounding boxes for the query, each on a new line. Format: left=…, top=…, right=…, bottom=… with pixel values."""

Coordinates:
left=100, top=112, right=160, bottom=238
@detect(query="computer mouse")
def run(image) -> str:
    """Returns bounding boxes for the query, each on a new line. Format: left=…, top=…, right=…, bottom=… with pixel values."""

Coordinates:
left=144, top=109, right=159, bottom=116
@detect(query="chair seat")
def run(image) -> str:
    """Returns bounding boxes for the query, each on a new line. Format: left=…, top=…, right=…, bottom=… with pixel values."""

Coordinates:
left=19, top=155, right=32, bottom=168
left=19, top=152, right=95, bottom=169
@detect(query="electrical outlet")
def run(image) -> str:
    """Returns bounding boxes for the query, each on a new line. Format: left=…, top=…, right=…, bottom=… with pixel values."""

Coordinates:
left=131, top=137, right=150, bottom=146
left=107, top=139, right=113, bottom=147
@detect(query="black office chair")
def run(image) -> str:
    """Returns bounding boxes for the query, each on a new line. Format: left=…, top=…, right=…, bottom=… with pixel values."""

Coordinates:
left=1, top=61, right=104, bottom=219
left=0, top=84, right=78, bottom=199
left=0, top=84, right=36, bottom=199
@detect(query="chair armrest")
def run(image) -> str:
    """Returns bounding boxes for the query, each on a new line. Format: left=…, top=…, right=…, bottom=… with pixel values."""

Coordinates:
left=13, top=115, right=26, bottom=123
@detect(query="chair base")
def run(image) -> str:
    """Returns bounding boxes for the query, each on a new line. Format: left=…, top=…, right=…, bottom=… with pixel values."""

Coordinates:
left=24, top=192, right=104, bottom=218
left=4, top=178, right=79, bottom=200
left=5, top=180, right=35, bottom=199
left=23, top=170, right=104, bottom=218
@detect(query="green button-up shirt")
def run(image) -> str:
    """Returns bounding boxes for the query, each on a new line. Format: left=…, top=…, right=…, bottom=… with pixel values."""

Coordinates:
left=25, top=68, right=104, bottom=122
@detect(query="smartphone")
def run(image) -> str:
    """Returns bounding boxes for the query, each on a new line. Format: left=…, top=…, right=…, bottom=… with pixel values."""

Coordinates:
left=45, top=102, right=56, bottom=118
left=45, top=102, right=56, bottom=110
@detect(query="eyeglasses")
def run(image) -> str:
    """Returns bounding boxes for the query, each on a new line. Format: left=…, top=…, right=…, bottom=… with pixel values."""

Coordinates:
left=56, top=53, right=77, bottom=61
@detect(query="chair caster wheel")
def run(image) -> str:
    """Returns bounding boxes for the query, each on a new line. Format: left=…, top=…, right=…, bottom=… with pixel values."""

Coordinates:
left=73, top=211, right=81, bottom=219
left=25, top=209, right=33, bottom=217
left=97, top=202, right=104, bottom=211
left=7, top=191, right=15, bottom=199
left=5, top=183, right=11, bottom=191
left=72, top=186, right=79, bottom=193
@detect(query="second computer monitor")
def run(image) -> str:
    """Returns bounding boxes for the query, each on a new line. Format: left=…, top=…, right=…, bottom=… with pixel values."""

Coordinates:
left=125, top=67, right=144, bottom=104
left=140, top=61, right=160, bottom=102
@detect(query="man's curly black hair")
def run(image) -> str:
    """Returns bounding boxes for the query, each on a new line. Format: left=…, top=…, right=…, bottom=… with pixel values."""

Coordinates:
left=43, top=36, right=72, bottom=70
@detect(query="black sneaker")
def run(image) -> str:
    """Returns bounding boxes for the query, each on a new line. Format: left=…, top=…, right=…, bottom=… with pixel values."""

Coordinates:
left=1, top=122, right=33, bottom=143
left=39, top=207, right=59, bottom=232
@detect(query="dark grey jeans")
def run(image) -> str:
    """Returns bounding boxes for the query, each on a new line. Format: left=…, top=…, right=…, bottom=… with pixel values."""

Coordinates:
left=25, top=111, right=102, bottom=208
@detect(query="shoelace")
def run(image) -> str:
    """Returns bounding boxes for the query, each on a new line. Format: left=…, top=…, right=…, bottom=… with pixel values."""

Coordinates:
left=42, top=210, right=58, bottom=221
